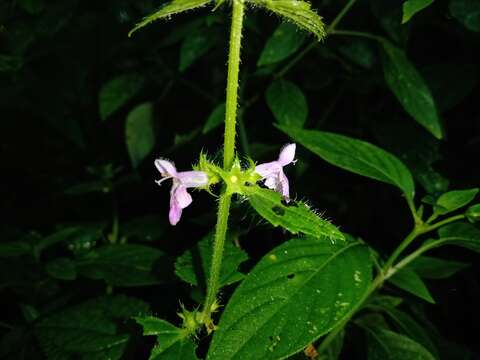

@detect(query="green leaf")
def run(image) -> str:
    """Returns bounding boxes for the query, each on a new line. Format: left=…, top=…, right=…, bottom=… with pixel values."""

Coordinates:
left=431, top=222, right=480, bottom=252
left=276, top=125, right=415, bottom=201
left=245, top=186, right=345, bottom=241
left=402, top=0, right=434, bottom=23
left=175, top=232, right=248, bottom=288
left=380, top=40, right=443, bottom=139
left=35, top=295, right=149, bottom=359
left=367, top=328, right=436, bottom=360
left=449, top=0, right=480, bottom=32
left=250, top=0, right=326, bottom=40
left=409, top=255, right=469, bottom=279
left=76, top=244, right=169, bottom=286
left=257, top=22, right=306, bottom=66
left=0, top=242, right=31, bottom=258
left=266, top=80, right=308, bottom=128
left=46, top=257, right=77, bottom=280
left=465, top=203, right=480, bottom=223
left=122, top=215, right=166, bottom=242
left=337, top=39, right=376, bottom=69
left=135, top=317, right=198, bottom=360
left=179, top=29, right=218, bottom=72
left=434, top=188, right=478, bottom=215
left=207, top=237, right=371, bottom=360
left=202, top=103, right=225, bottom=134
left=99, top=74, right=144, bottom=121
left=388, top=268, right=435, bottom=303
left=126, top=102, right=156, bottom=168
left=129, top=0, right=213, bottom=37
left=18, top=0, right=45, bottom=14
left=0, top=55, right=23, bottom=72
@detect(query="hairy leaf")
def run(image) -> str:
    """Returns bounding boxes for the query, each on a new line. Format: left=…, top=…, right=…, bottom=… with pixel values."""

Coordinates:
left=245, top=186, right=345, bottom=241
left=129, top=0, right=213, bottom=37
left=250, top=0, right=326, bottom=40
left=175, top=232, right=248, bottom=287
left=126, top=102, right=155, bottom=168
left=207, top=237, right=372, bottom=360
left=381, top=40, right=442, bottom=139
left=266, top=80, right=308, bottom=128
left=402, top=0, right=434, bottom=23
left=277, top=125, right=415, bottom=201
left=135, top=317, right=198, bottom=360
left=257, top=22, right=305, bottom=66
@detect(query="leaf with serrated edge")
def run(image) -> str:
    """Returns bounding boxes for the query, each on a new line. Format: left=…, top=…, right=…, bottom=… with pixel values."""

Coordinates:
left=207, top=237, right=371, bottom=360
left=245, top=186, right=344, bottom=241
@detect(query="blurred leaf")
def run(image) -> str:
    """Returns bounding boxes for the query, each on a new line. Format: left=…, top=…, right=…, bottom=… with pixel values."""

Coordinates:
left=465, top=203, right=480, bottom=223
left=370, top=0, right=408, bottom=44
left=64, top=180, right=108, bottom=195
left=434, top=188, right=478, bottom=215
left=179, top=29, right=218, bottom=72
left=202, top=103, right=225, bottom=134
left=257, top=22, right=305, bottom=66
left=0, top=55, right=23, bottom=72
left=277, top=125, right=415, bottom=201
left=99, top=74, right=144, bottom=121
left=422, top=63, right=478, bottom=113
left=76, top=244, right=169, bottom=287
left=429, top=222, right=480, bottom=252
left=266, top=80, right=308, bottom=128
left=410, top=255, right=469, bottom=279
left=135, top=316, right=198, bottom=360
left=207, top=237, right=372, bottom=360
left=0, top=242, right=31, bottom=258
left=35, top=295, right=149, bottom=359
left=245, top=186, right=345, bottom=241
left=18, top=0, right=45, bottom=15
left=372, top=118, right=448, bottom=195
left=324, top=329, right=345, bottom=360
left=46, top=257, right=77, bottom=280
left=368, top=294, right=403, bottom=308
left=129, top=0, right=212, bottom=37
left=122, top=215, right=165, bottom=242
left=388, top=268, right=435, bottom=303
left=126, top=102, right=156, bottom=168
left=449, top=0, right=480, bottom=32
left=175, top=232, right=248, bottom=288
left=252, top=0, right=326, bottom=40
left=380, top=40, right=443, bottom=139
left=337, top=39, right=376, bottom=69
left=367, top=328, right=436, bottom=360
left=402, top=0, right=434, bottom=23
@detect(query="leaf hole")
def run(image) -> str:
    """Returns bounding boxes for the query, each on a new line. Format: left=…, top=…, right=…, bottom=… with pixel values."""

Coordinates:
left=271, top=205, right=285, bottom=216
left=287, top=273, right=295, bottom=279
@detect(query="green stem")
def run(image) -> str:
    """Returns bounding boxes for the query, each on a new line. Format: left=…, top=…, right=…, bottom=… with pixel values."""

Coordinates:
left=383, top=227, right=423, bottom=271
left=203, top=0, right=245, bottom=324
left=203, top=192, right=232, bottom=321
left=330, top=29, right=383, bottom=42
left=424, top=214, right=465, bottom=232
left=275, top=0, right=358, bottom=78
left=223, top=0, right=245, bottom=170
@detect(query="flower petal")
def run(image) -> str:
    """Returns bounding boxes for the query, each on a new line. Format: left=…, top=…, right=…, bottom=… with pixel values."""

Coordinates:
left=172, top=184, right=193, bottom=209
left=169, top=201, right=182, bottom=225
left=278, top=143, right=296, bottom=166
left=177, top=171, right=209, bottom=188
left=155, top=159, right=177, bottom=177
left=264, top=175, right=277, bottom=190
left=256, top=161, right=280, bottom=178
left=278, top=170, right=290, bottom=199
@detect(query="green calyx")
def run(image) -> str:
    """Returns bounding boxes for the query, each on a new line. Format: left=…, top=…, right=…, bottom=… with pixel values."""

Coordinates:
left=196, top=154, right=261, bottom=196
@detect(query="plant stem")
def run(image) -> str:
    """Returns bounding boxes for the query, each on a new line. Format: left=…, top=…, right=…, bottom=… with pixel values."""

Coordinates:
left=330, top=29, right=383, bottom=42
left=383, top=227, right=423, bottom=271
left=203, top=0, right=245, bottom=324
left=275, top=0, right=358, bottom=78
left=203, top=192, right=232, bottom=321
left=223, top=0, right=245, bottom=170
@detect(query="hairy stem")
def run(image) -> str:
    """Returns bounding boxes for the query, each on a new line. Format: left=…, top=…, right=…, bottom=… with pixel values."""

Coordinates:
left=203, top=0, right=245, bottom=324
left=203, top=192, right=232, bottom=321
left=223, top=0, right=245, bottom=170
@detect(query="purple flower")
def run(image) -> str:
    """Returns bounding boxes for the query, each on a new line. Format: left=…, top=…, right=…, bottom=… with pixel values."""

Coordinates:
left=155, top=159, right=208, bottom=226
left=255, top=143, right=296, bottom=199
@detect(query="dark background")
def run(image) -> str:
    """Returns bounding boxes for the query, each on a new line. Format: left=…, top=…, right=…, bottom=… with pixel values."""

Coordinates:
left=1, top=0, right=479, bottom=358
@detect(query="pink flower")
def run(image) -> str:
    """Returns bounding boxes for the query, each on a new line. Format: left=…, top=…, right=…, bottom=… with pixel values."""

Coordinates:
left=155, top=159, right=208, bottom=225
left=255, top=143, right=296, bottom=199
